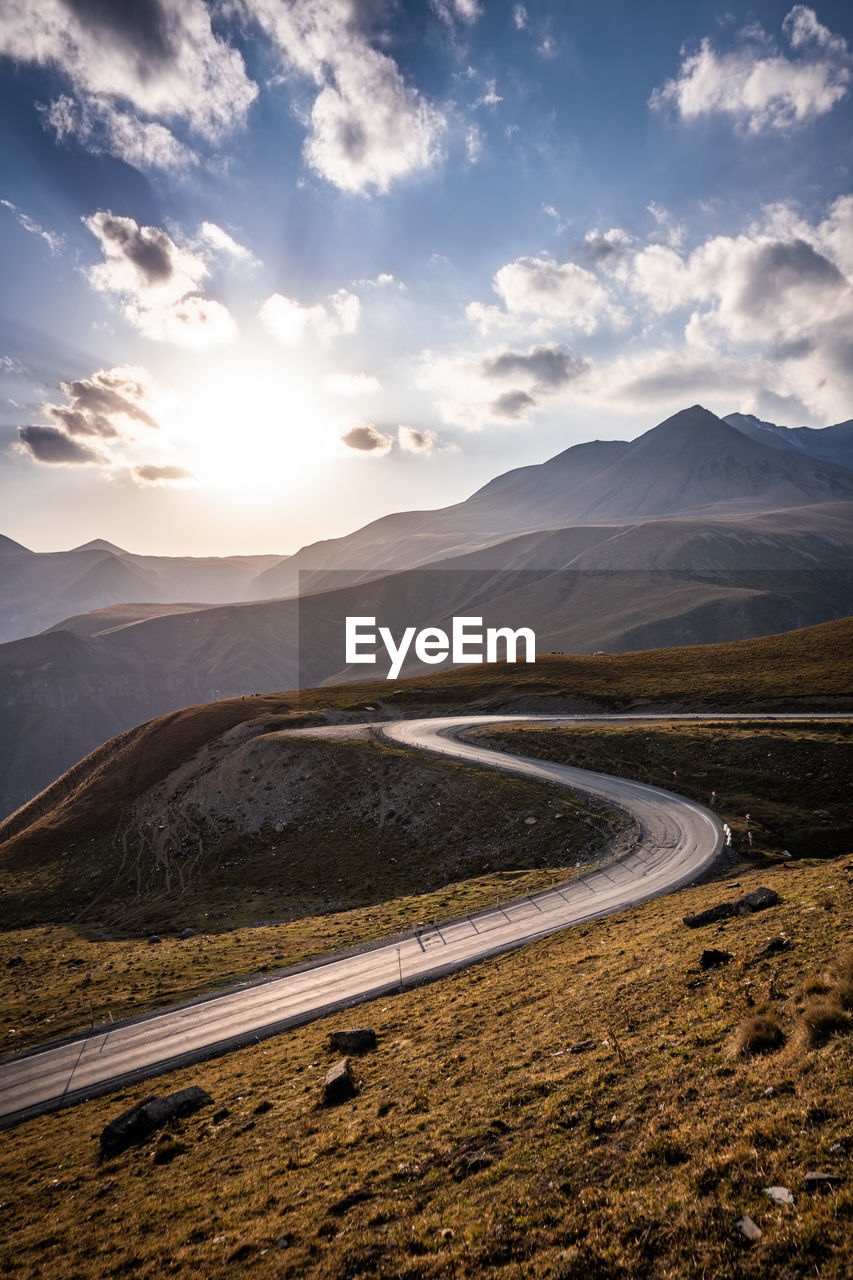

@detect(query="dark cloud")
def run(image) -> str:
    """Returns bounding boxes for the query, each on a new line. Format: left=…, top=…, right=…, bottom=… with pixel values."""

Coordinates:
left=60, top=0, right=174, bottom=65
left=45, top=371, right=159, bottom=437
left=133, top=464, right=192, bottom=483
left=341, top=424, right=393, bottom=452
left=737, top=239, right=845, bottom=315
left=92, top=212, right=175, bottom=284
left=482, top=344, right=587, bottom=389
left=489, top=390, right=536, bottom=419
left=17, top=426, right=104, bottom=465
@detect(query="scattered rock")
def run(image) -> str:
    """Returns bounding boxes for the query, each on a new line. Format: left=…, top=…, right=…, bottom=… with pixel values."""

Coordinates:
left=569, top=1039, right=596, bottom=1054
left=253, top=1100, right=273, bottom=1115
left=456, top=1150, right=494, bottom=1177
left=755, top=935, right=790, bottom=959
left=738, top=887, right=779, bottom=914
left=524, top=817, right=537, bottom=825
left=6, top=955, right=22, bottom=969
left=329, top=1028, right=377, bottom=1055
left=180, top=928, right=197, bottom=940
left=685, top=886, right=779, bottom=928
left=100, top=1085, right=211, bottom=1157
left=701, top=948, right=734, bottom=970
left=212, top=1107, right=230, bottom=1124
left=763, top=1185, right=794, bottom=1205
left=804, top=1170, right=843, bottom=1190
left=324, top=1058, right=357, bottom=1106
left=276, top=1237, right=292, bottom=1250
left=147, top=936, right=162, bottom=946
left=735, top=1215, right=762, bottom=1242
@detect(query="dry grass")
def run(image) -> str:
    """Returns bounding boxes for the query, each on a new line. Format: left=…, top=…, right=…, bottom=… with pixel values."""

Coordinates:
left=736, top=1010, right=787, bottom=1056
left=1, top=855, right=851, bottom=1279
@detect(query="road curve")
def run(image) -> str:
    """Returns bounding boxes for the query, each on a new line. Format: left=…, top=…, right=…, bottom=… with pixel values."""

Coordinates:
left=0, top=713, right=729, bottom=1128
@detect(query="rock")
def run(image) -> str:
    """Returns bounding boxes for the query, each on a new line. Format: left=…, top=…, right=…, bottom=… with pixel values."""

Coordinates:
left=700, top=948, right=734, bottom=969
left=755, top=935, right=790, bottom=958
left=456, top=1149, right=493, bottom=1176
left=735, top=1215, right=762, bottom=1241
left=6, top=955, right=22, bottom=969
left=212, top=1107, right=230, bottom=1123
left=147, top=936, right=162, bottom=946
left=324, top=1058, right=356, bottom=1106
left=763, top=1185, right=794, bottom=1205
left=684, top=902, right=736, bottom=928
left=253, top=1100, right=273, bottom=1115
left=100, top=1085, right=211, bottom=1157
left=276, top=1237, right=292, bottom=1250
left=804, top=1170, right=843, bottom=1190
left=180, top=928, right=197, bottom=940
left=764, top=1086, right=775, bottom=1098
left=738, top=886, right=779, bottom=913
left=329, top=1028, right=377, bottom=1055
left=569, top=1038, right=596, bottom=1054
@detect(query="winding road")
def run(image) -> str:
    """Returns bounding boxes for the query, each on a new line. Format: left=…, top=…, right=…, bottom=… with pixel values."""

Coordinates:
left=0, top=713, right=744, bottom=1127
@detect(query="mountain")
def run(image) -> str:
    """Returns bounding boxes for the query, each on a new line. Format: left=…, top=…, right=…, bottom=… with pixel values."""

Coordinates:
left=0, top=545, right=284, bottom=643
left=250, top=406, right=853, bottom=595
left=725, top=412, right=853, bottom=469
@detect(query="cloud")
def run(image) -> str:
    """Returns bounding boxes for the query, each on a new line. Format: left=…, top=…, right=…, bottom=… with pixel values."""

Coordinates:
left=398, top=426, right=445, bottom=454
left=468, top=255, right=623, bottom=335
left=340, top=423, right=393, bottom=453
left=84, top=211, right=237, bottom=347
left=432, top=0, right=481, bottom=27
left=44, top=367, right=159, bottom=438
left=260, top=288, right=360, bottom=346
left=132, top=464, right=193, bottom=485
left=16, top=425, right=105, bottom=465
left=0, top=0, right=257, bottom=169
left=15, top=365, right=165, bottom=472
left=198, top=221, right=257, bottom=264
left=513, top=6, right=528, bottom=32
left=324, top=372, right=381, bottom=396
left=0, top=355, right=25, bottom=374
left=41, top=94, right=198, bottom=171
left=0, top=198, right=64, bottom=253
left=489, top=390, right=536, bottom=420
left=482, top=345, right=588, bottom=389
left=239, top=0, right=445, bottom=194
left=650, top=5, right=851, bottom=133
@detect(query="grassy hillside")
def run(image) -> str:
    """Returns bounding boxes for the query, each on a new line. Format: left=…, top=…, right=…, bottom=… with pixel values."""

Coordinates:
left=2, top=615, right=851, bottom=869
left=2, top=854, right=851, bottom=1278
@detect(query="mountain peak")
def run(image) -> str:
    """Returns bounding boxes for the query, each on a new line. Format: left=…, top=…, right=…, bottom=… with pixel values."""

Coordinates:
left=70, top=539, right=129, bottom=556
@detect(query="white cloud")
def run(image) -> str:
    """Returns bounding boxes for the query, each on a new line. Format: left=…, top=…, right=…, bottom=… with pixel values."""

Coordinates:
left=398, top=425, right=446, bottom=454
left=0, top=198, right=63, bottom=253
left=239, top=0, right=445, bottom=195
left=468, top=254, right=624, bottom=336
left=513, top=6, right=528, bottom=32
left=198, top=221, right=258, bottom=264
left=260, top=288, right=361, bottom=346
left=465, top=124, right=483, bottom=163
left=650, top=5, right=851, bottom=133
left=340, top=423, right=393, bottom=454
left=1, top=0, right=257, bottom=169
left=324, top=372, right=381, bottom=396
left=84, top=211, right=238, bottom=347
left=42, top=95, right=198, bottom=171
left=432, top=0, right=482, bottom=27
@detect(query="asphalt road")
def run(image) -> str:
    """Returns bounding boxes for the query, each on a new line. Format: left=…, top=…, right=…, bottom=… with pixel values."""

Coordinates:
left=0, top=713, right=736, bottom=1127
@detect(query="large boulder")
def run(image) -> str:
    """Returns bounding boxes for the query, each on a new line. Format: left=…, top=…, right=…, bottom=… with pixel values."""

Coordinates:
left=329, top=1028, right=376, bottom=1055
left=100, top=1085, right=211, bottom=1157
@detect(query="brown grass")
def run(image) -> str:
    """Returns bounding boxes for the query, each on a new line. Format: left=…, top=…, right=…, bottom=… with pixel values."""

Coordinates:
left=1, top=855, right=851, bottom=1279
left=736, top=1010, right=786, bottom=1055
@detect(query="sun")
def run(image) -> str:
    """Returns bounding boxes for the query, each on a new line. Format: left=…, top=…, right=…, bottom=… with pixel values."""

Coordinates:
left=173, top=355, right=342, bottom=493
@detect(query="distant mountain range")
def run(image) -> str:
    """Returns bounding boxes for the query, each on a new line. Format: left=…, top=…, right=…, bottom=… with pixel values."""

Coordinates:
left=0, top=403, right=851, bottom=819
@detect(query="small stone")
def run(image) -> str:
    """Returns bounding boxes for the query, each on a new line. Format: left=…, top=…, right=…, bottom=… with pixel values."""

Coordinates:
left=764, top=1086, right=775, bottom=1098
left=804, top=1170, right=843, bottom=1190
left=180, top=928, right=197, bottom=940
left=755, top=935, right=790, bottom=958
left=212, top=1108, right=229, bottom=1123
left=524, top=817, right=537, bottom=825
left=6, top=955, right=23, bottom=969
left=147, top=936, right=162, bottom=946
left=701, top=948, right=734, bottom=970
left=735, top=1215, right=762, bottom=1241
left=253, top=1100, right=273, bottom=1115
left=738, top=887, right=779, bottom=913
left=762, top=1185, right=794, bottom=1205
left=276, top=1237, right=292, bottom=1250
left=324, top=1058, right=357, bottom=1106
left=569, top=1038, right=596, bottom=1054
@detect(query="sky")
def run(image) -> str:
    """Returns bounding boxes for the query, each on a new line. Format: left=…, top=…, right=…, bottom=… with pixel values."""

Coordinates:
left=1, top=0, right=852, bottom=557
